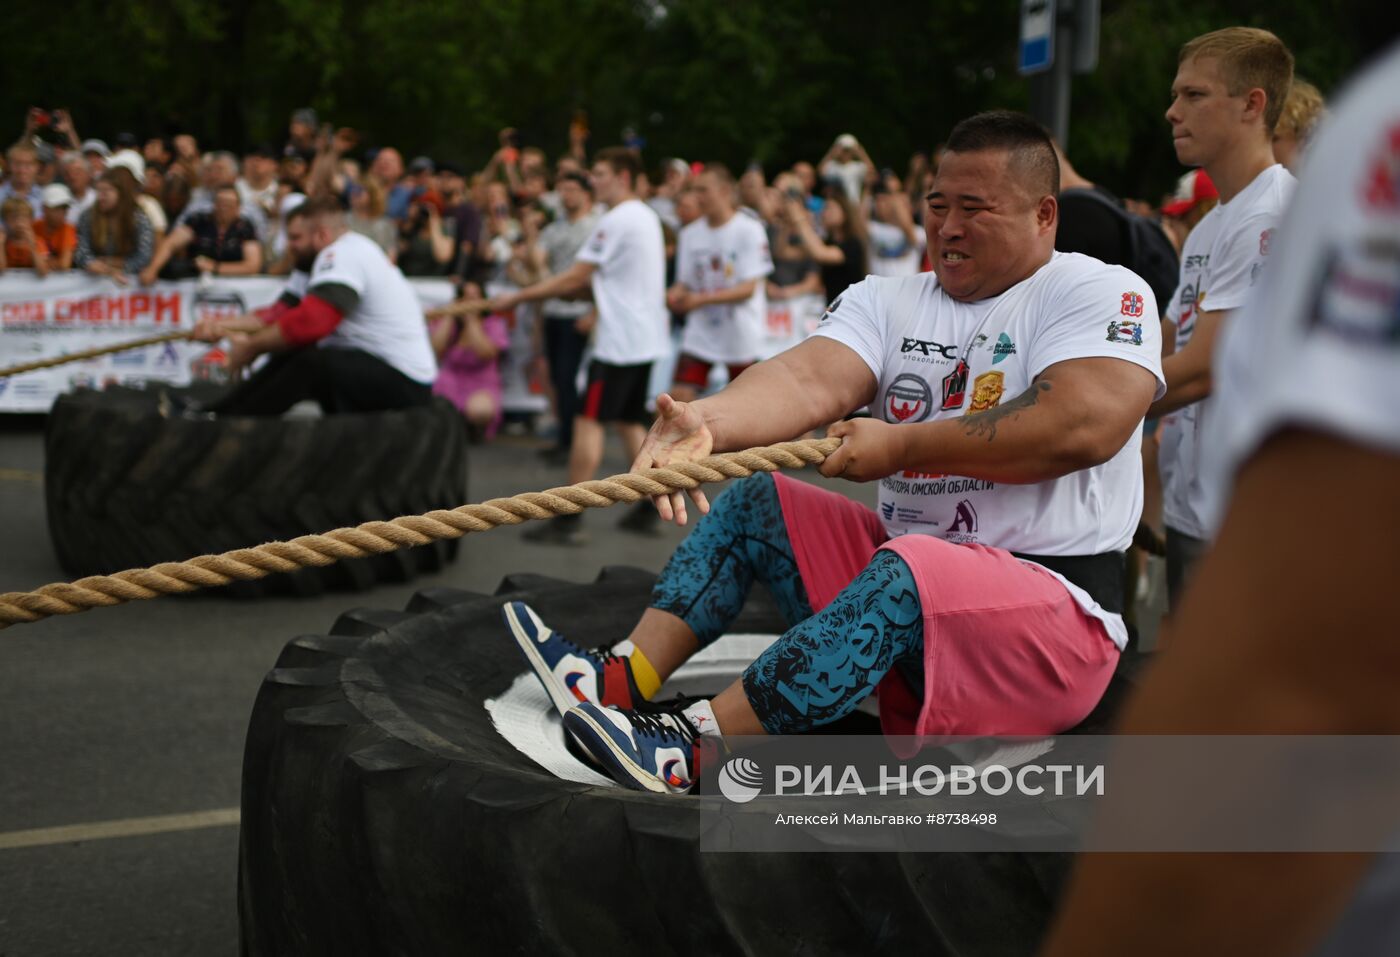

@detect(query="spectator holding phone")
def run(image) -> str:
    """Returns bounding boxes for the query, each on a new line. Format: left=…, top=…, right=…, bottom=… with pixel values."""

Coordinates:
left=478, top=181, right=521, bottom=286
left=786, top=184, right=869, bottom=301
left=766, top=173, right=825, bottom=302
left=819, top=133, right=877, bottom=202
left=397, top=192, right=455, bottom=277
left=867, top=171, right=923, bottom=276
left=74, top=168, right=154, bottom=283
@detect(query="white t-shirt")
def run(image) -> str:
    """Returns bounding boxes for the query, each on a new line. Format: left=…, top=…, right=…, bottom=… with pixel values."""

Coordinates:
left=1212, top=45, right=1400, bottom=957
left=538, top=208, right=600, bottom=319
left=676, top=212, right=774, bottom=363
left=867, top=220, right=925, bottom=277
left=309, top=231, right=438, bottom=384
left=575, top=198, right=670, bottom=365
left=814, top=253, right=1167, bottom=650
left=1201, top=49, right=1400, bottom=535
left=1158, top=164, right=1296, bottom=538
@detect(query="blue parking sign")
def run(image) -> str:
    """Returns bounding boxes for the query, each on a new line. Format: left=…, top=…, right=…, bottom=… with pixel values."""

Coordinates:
left=1019, top=0, right=1055, bottom=75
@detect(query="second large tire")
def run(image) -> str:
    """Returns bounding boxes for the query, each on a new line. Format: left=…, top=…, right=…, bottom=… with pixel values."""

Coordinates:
left=238, top=567, right=1144, bottom=956
left=44, top=386, right=468, bottom=596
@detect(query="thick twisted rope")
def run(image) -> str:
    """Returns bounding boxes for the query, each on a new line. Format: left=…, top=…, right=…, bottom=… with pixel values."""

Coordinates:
left=0, top=437, right=841, bottom=630
left=0, top=331, right=193, bottom=379
left=0, top=304, right=482, bottom=379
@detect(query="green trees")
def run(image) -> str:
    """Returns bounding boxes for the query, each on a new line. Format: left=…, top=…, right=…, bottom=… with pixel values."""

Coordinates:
left=7, top=0, right=1382, bottom=204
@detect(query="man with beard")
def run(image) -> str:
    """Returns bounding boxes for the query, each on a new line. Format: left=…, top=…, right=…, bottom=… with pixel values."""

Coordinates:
left=189, top=197, right=436, bottom=414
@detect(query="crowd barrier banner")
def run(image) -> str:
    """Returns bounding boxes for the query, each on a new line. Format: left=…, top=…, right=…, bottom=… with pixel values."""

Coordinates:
left=0, top=272, right=454, bottom=413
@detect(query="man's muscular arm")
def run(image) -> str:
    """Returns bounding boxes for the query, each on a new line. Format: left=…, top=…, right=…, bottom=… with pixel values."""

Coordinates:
left=822, top=357, right=1155, bottom=483
left=698, top=337, right=879, bottom=450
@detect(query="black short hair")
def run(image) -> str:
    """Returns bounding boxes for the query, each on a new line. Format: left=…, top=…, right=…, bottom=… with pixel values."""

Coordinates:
left=944, top=111, right=1059, bottom=198
left=559, top=170, right=592, bottom=193
left=593, top=146, right=642, bottom=184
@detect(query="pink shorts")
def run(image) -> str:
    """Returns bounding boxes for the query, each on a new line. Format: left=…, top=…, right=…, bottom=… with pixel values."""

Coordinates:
left=772, top=473, right=1120, bottom=752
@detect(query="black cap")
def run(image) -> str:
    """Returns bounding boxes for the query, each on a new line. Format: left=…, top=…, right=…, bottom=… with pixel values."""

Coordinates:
left=114, top=132, right=139, bottom=149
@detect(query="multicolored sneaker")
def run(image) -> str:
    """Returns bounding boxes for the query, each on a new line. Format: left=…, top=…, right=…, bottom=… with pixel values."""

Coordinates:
left=561, top=700, right=708, bottom=794
left=502, top=601, right=644, bottom=718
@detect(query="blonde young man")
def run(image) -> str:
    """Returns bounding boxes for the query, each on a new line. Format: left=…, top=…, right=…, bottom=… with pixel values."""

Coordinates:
left=1150, top=27, right=1297, bottom=605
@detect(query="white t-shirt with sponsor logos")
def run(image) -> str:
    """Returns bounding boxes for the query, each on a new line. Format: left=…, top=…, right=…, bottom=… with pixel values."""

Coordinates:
left=813, top=253, right=1167, bottom=649
left=676, top=212, right=774, bottom=363
left=575, top=198, right=670, bottom=365
left=1158, top=164, right=1296, bottom=538
left=1201, top=51, right=1400, bottom=535
left=309, top=230, right=438, bottom=384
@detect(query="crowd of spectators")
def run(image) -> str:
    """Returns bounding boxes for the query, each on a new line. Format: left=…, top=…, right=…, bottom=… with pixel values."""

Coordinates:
left=0, top=91, right=1326, bottom=450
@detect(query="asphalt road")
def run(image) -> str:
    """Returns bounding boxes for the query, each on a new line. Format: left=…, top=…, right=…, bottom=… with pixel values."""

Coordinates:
left=0, top=415, right=876, bottom=957
left=0, top=413, right=1160, bottom=956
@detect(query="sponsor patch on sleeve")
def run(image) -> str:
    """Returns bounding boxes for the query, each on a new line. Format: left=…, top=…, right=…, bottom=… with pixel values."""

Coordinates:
left=1106, top=320, right=1144, bottom=345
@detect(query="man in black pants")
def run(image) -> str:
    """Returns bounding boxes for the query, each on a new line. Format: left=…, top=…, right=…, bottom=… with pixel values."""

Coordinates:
left=532, top=171, right=600, bottom=462
left=192, top=197, right=437, bottom=414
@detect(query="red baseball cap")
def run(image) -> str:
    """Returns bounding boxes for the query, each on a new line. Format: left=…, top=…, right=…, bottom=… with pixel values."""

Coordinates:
left=1162, top=169, right=1219, bottom=217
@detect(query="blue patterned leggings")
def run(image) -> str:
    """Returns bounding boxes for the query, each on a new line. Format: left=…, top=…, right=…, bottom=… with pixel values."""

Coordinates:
left=650, top=474, right=924, bottom=734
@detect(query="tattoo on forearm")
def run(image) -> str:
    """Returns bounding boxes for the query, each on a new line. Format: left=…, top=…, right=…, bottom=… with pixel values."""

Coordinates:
left=962, top=381, right=1052, bottom=442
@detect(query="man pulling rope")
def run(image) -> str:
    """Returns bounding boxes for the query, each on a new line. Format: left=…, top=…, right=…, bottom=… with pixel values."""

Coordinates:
left=502, top=111, right=1167, bottom=793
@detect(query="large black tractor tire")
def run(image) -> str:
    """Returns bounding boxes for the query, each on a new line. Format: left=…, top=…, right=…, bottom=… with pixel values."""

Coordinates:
left=44, top=387, right=467, bottom=596
left=237, top=567, right=1144, bottom=956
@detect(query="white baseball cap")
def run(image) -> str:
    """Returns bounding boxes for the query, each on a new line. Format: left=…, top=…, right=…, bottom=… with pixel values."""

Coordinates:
left=81, top=138, right=111, bottom=158
left=42, top=183, right=74, bottom=207
left=835, top=133, right=858, bottom=149
left=107, top=149, right=146, bottom=180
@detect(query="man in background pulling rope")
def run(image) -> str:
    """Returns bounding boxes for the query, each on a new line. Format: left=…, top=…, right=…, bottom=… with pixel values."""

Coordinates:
left=188, top=197, right=436, bottom=414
